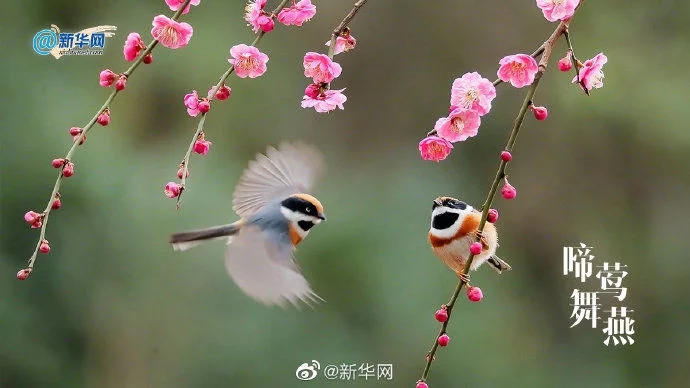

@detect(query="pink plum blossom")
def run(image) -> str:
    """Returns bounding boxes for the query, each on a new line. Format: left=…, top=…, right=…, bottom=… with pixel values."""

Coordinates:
left=418, top=136, right=453, bottom=162
left=123, top=33, right=145, bottom=61
left=536, top=0, right=580, bottom=22
left=165, top=0, right=201, bottom=15
left=497, top=54, right=539, bottom=88
left=151, top=15, right=193, bottom=49
left=301, top=88, right=347, bottom=113
left=99, top=69, right=117, bottom=87
left=325, top=34, right=357, bottom=55
left=434, top=107, right=481, bottom=142
left=277, top=0, right=316, bottom=26
left=229, top=44, right=269, bottom=78
left=303, top=52, right=342, bottom=83
left=184, top=90, right=201, bottom=116
left=573, top=53, right=607, bottom=92
left=244, top=0, right=269, bottom=33
left=450, top=72, right=496, bottom=116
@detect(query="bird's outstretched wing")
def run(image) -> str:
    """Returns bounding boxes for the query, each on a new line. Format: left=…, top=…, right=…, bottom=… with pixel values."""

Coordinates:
left=232, top=142, right=324, bottom=218
left=225, top=225, right=322, bottom=307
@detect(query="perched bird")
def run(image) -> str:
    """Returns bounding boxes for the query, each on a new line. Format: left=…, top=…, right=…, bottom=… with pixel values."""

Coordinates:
left=428, top=196, right=511, bottom=282
left=170, top=142, right=326, bottom=307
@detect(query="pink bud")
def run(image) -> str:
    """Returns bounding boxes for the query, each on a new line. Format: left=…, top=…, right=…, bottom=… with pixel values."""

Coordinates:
left=52, top=158, right=65, bottom=168
left=143, top=53, right=153, bottom=64
left=304, top=83, right=320, bottom=99
left=16, top=268, right=31, bottom=280
left=62, top=162, right=75, bottom=178
left=52, top=197, right=62, bottom=210
left=164, top=182, right=182, bottom=198
left=532, top=106, right=548, bottom=121
left=437, top=334, right=450, bottom=347
left=24, top=211, right=41, bottom=224
left=467, top=286, right=483, bottom=302
left=70, top=127, right=85, bottom=145
left=470, top=242, right=482, bottom=255
left=193, top=139, right=212, bottom=156
left=258, top=15, right=275, bottom=32
left=214, top=85, right=231, bottom=100
left=99, top=69, right=117, bottom=87
left=434, top=308, right=448, bottom=322
left=39, top=240, right=50, bottom=253
left=177, top=166, right=189, bottom=179
left=487, top=208, right=499, bottom=223
left=558, top=54, right=572, bottom=72
left=500, top=151, right=512, bottom=162
left=416, top=382, right=429, bottom=388
left=115, top=75, right=127, bottom=91
left=73, top=135, right=86, bottom=145
left=24, top=211, right=44, bottom=229
left=198, top=100, right=211, bottom=114
left=97, top=111, right=110, bottom=126
left=501, top=180, right=517, bottom=199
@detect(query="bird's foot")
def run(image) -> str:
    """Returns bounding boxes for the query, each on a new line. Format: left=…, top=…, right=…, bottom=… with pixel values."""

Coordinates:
left=458, top=272, right=470, bottom=284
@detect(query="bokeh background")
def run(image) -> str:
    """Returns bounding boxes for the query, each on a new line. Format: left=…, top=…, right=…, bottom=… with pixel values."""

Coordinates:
left=2, top=1, right=689, bottom=387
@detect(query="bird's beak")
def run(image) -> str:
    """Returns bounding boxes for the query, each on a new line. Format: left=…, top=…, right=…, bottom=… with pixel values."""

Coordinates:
left=433, top=198, right=443, bottom=209
left=317, top=212, right=327, bottom=221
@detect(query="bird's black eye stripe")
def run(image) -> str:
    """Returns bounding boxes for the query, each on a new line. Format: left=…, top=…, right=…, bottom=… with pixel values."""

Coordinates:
left=282, top=196, right=314, bottom=214
left=443, top=199, right=467, bottom=210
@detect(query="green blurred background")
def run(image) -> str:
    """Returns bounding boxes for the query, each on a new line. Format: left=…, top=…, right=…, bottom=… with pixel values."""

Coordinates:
left=2, top=1, right=689, bottom=387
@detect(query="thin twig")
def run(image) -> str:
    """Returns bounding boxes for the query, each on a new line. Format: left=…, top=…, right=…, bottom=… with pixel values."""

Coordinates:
left=22, top=0, right=194, bottom=276
left=419, top=19, right=571, bottom=384
left=175, top=0, right=293, bottom=207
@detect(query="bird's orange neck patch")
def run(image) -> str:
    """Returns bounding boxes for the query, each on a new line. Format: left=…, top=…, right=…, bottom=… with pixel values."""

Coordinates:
left=289, top=223, right=303, bottom=246
left=458, top=211, right=480, bottom=237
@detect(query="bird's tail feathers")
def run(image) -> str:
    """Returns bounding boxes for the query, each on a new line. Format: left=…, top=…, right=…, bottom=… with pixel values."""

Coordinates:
left=487, top=255, right=512, bottom=274
left=170, top=221, right=242, bottom=252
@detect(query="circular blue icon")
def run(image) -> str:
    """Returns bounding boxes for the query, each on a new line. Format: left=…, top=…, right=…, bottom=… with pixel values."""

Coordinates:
left=33, top=29, right=57, bottom=55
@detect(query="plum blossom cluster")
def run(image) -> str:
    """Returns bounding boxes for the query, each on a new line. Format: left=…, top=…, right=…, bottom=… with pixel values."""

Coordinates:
left=418, top=55, right=546, bottom=163
left=419, top=1, right=607, bottom=168
left=165, top=0, right=200, bottom=15
left=18, top=0, right=198, bottom=280
left=536, top=0, right=580, bottom=22
left=418, top=72, right=496, bottom=162
left=537, top=0, right=606, bottom=94
left=245, top=0, right=316, bottom=33
left=301, top=28, right=357, bottom=113
left=164, top=42, right=270, bottom=201
left=164, top=1, right=321, bottom=202
left=418, top=2, right=608, bottom=386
